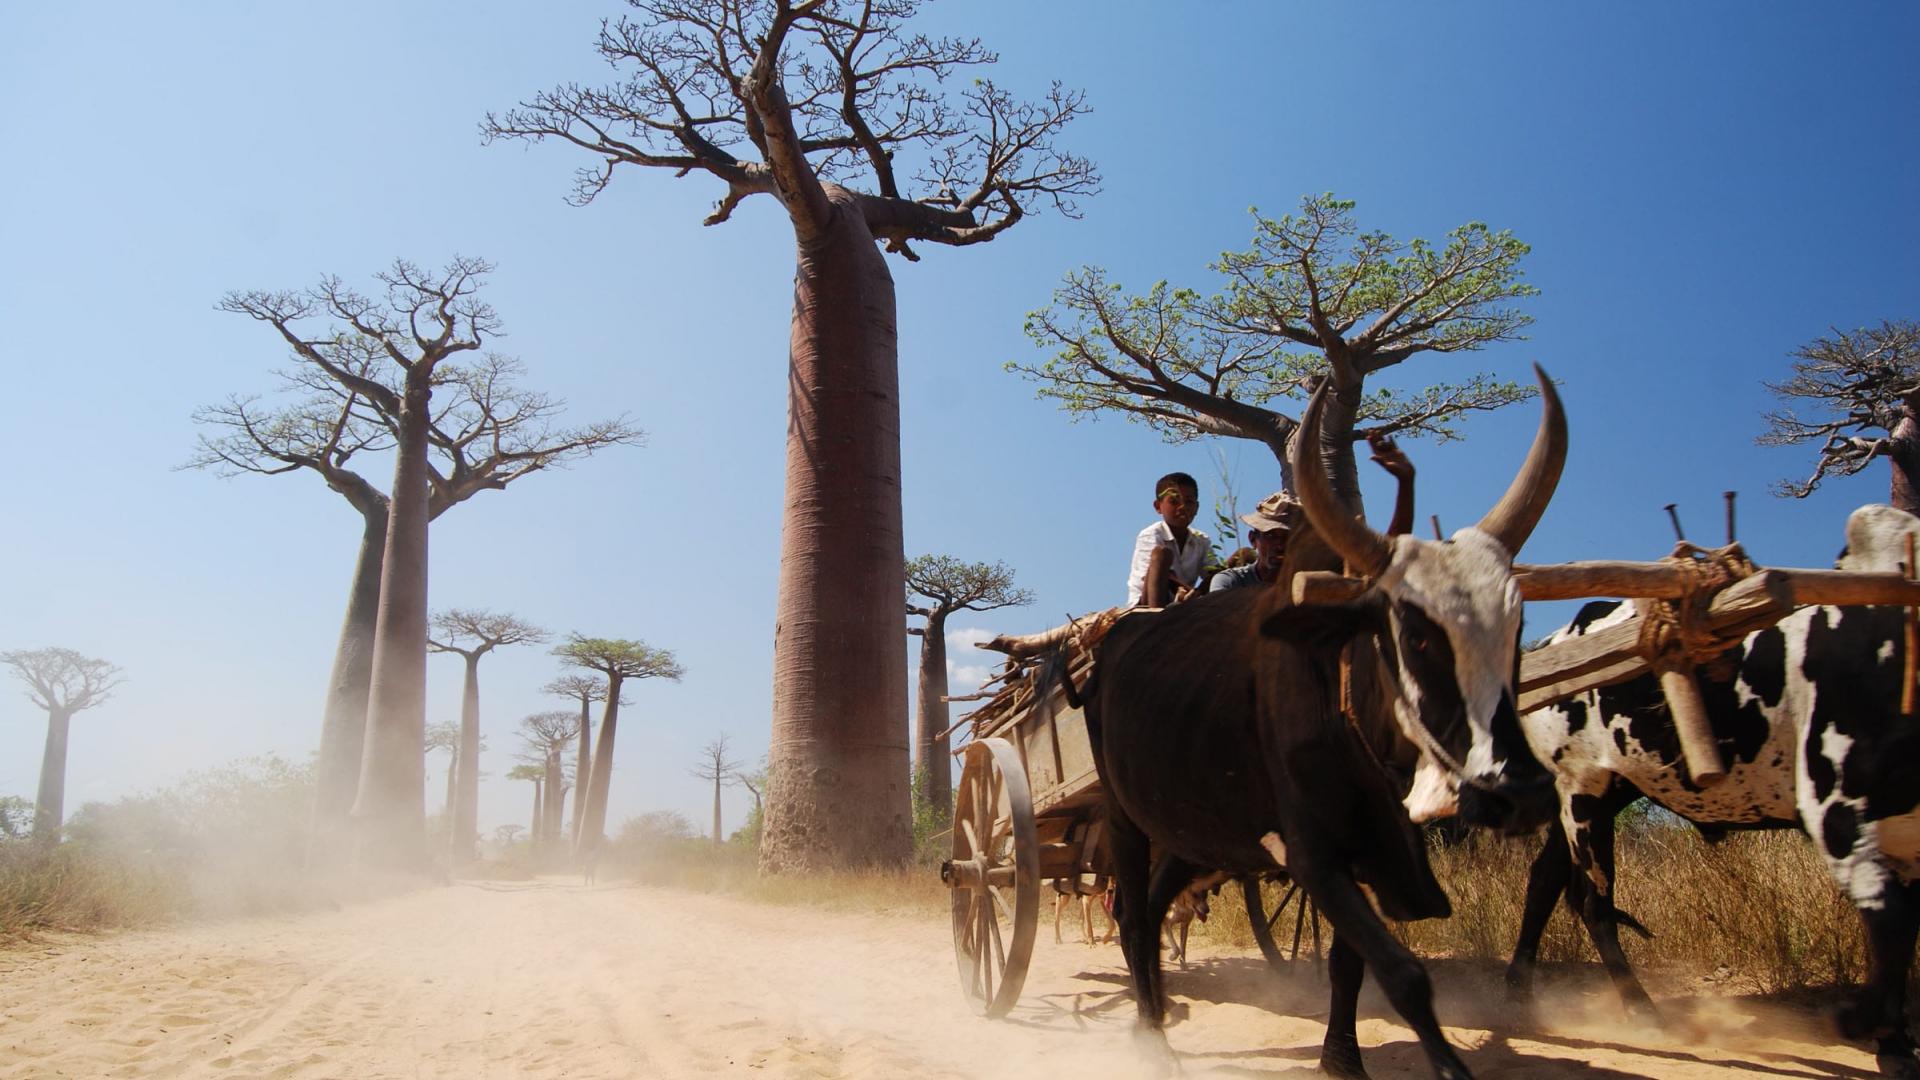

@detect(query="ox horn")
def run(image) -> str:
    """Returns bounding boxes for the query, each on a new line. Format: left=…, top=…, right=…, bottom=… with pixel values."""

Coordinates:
left=1291, top=379, right=1392, bottom=577
left=1474, top=364, right=1568, bottom=558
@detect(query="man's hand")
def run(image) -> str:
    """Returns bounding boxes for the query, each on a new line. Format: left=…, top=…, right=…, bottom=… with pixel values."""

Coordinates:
left=1367, top=432, right=1414, bottom=480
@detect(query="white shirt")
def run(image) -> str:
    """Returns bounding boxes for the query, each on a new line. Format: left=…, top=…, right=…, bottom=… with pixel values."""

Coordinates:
left=1126, top=521, right=1210, bottom=606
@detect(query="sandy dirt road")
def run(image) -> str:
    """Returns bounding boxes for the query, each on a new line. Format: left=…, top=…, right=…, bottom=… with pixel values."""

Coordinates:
left=0, top=879, right=1883, bottom=1079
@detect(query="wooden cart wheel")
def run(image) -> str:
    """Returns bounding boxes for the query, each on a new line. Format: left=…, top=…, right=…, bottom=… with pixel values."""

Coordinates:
left=945, top=737, right=1039, bottom=1017
left=1241, top=875, right=1323, bottom=972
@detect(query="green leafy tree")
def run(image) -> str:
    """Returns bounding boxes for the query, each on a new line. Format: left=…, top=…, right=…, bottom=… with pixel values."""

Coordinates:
left=1759, top=320, right=1920, bottom=513
left=0, top=796, right=34, bottom=840
left=904, top=556, right=1032, bottom=814
left=487, top=0, right=1097, bottom=873
left=1016, top=194, right=1537, bottom=511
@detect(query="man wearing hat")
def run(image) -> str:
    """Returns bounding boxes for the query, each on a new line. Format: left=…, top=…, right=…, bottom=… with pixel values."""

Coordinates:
left=1209, top=491, right=1300, bottom=594
left=1210, top=433, right=1416, bottom=594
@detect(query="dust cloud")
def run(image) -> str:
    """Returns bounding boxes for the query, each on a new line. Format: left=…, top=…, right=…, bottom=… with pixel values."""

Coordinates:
left=0, top=874, right=1885, bottom=1078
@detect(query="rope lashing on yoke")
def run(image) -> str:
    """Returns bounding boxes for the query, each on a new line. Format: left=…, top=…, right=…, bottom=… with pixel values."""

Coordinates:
left=1631, top=541, right=1758, bottom=787
left=1633, top=541, right=1759, bottom=679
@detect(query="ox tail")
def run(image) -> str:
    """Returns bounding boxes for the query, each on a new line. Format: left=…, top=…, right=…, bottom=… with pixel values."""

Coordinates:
left=1613, top=908, right=1654, bottom=941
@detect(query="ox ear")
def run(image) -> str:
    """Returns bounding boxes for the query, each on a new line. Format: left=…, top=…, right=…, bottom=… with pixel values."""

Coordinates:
left=1259, top=592, right=1389, bottom=651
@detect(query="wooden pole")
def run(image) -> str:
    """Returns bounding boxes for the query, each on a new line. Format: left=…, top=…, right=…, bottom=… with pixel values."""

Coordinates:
left=1724, top=491, right=1737, bottom=545
left=1658, top=665, right=1726, bottom=787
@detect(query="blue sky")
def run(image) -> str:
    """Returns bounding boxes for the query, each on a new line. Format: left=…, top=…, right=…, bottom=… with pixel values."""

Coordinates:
left=2, top=2, right=1914, bottom=839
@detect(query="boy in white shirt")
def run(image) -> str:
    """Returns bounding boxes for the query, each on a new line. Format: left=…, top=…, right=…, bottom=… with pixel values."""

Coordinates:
left=1127, top=472, right=1210, bottom=607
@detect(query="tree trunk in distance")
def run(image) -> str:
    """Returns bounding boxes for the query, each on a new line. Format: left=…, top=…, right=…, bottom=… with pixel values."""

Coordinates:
left=761, top=190, right=911, bottom=872
left=569, top=698, right=591, bottom=853
left=530, top=779, right=544, bottom=852
left=351, top=388, right=433, bottom=867
left=711, top=774, right=722, bottom=845
left=542, top=748, right=564, bottom=847
left=443, top=751, right=457, bottom=816
left=311, top=505, right=387, bottom=850
left=1889, top=411, right=1920, bottom=516
left=577, top=676, right=624, bottom=856
left=33, top=708, right=71, bottom=843
left=449, top=653, right=482, bottom=864
left=913, top=608, right=952, bottom=817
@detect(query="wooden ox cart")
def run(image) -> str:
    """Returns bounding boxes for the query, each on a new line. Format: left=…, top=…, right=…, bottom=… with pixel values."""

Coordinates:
left=937, top=610, right=1317, bottom=1017
left=940, top=518, right=1920, bottom=1019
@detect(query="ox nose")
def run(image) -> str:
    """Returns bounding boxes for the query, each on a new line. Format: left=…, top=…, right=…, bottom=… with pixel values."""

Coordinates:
left=1456, top=772, right=1556, bottom=835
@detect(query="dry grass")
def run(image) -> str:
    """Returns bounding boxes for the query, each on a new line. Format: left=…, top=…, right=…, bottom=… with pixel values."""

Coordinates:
left=1190, top=824, right=1875, bottom=996
left=604, top=839, right=949, bottom=917
left=0, top=843, right=187, bottom=941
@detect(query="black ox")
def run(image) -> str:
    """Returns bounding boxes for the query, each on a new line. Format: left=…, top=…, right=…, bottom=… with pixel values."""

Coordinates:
left=1508, top=504, right=1920, bottom=1079
left=1065, top=371, right=1566, bottom=1080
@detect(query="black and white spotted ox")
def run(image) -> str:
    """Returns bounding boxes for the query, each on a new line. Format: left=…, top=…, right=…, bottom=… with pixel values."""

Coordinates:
left=1073, top=371, right=1565, bottom=1080
left=1508, top=504, right=1920, bottom=1078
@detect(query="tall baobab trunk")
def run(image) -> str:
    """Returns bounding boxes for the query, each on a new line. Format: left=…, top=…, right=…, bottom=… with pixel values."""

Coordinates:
left=1890, top=409, right=1920, bottom=516
left=530, top=779, right=544, bottom=851
left=577, top=677, right=625, bottom=855
left=443, top=750, right=457, bottom=815
left=542, top=748, right=564, bottom=846
left=352, top=382, right=433, bottom=866
left=913, top=608, right=952, bottom=816
left=33, top=707, right=72, bottom=843
left=312, top=505, right=386, bottom=847
left=569, top=699, right=591, bottom=851
left=711, top=771, right=723, bottom=845
left=449, top=653, right=482, bottom=863
left=761, top=192, right=911, bottom=872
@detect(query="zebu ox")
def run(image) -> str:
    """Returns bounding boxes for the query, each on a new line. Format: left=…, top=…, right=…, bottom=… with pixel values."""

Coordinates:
left=1507, top=504, right=1920, bottom=1079
left=1069, top=371, right=1566, bottom=1080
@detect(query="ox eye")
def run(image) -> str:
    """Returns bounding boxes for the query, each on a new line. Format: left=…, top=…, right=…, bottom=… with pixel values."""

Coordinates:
left=1405, top=631, right=1429, bottom=653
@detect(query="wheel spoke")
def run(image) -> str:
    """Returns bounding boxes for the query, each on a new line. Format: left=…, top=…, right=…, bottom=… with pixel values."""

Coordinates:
left=989, top=904, right=1006, bottom=975
left=958, top=815, right=980, bottom=858
left=988, top=884, right=1014, bottom=922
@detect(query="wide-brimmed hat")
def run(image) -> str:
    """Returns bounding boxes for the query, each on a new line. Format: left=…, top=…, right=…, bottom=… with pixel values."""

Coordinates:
left=1240, top=491, right=1301, bottom=534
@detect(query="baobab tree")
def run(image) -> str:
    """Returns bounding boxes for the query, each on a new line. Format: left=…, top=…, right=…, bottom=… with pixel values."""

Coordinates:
left=690, top=734, right=743, bottom=845
left=554, top=635, right=683, bottom=856
left=545, top=673, right=621, bottom=849
left=1, top=648, right=121, bottom=842
left=904, top=556, right=1031, bottom=813
left=487, top=0, right=1097, bottom=871
left=521, top=710, right=581, bottom=848
left=1015, top=194, right=1538, bottom=514
left=508, top=762, right=546, bottom=849
left=205, top=259, right=641, bottom=863
left=425, top=720, right=460, bottom=815
left=1760, top=320, right=1920, bottom=513
left=431, top=610, right=548, bottom=863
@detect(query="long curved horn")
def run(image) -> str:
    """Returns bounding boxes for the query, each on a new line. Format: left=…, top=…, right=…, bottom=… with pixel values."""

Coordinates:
left=1475, top=364, right=1568, bottom=558
left=1291, top=379, right=1391, bottom=576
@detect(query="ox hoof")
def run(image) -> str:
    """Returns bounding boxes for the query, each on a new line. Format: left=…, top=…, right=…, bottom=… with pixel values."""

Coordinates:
left=1623, top=996, right=1664, bottom=1029
left=1129, top=1024, right=1179, bottom=1074
left=1501, top=967, right=1535, bottom=1005
left=1876, top=1037, right=1920, bottom=1080
left=1318, top=1040, right=1367, bottom=1079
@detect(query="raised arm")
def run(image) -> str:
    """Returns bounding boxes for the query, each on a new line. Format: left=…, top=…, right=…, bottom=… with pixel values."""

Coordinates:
left=1367, top=432, right=1416, bottom=537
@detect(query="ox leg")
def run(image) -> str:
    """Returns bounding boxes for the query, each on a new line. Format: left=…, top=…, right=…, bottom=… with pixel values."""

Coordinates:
left=1105, top=808, right=1177, bottom=1068
left=1307, top=866, right=1472, bottom=1080
left=1146, top=855, right=1199, bottom=990
left=1567, top=794, right=1659, bottom=1020
left=1839, top=879, right=1920, bottom=1079
left=1504, top=816, right=1572, bottom=1002
left=1321, top=932, right=1368, bottom=1079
